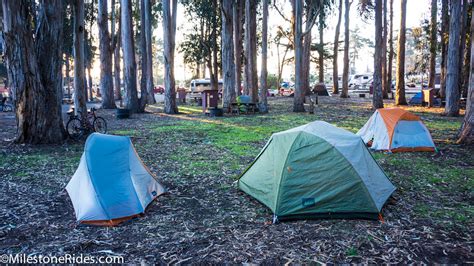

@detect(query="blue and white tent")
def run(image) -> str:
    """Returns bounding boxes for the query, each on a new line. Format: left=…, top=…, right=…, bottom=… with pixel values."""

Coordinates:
left=66, top=133, right=165, bottom=226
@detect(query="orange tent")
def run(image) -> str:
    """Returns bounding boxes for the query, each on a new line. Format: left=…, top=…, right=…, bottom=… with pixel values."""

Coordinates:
left=357, top=108, right=436, bottom=152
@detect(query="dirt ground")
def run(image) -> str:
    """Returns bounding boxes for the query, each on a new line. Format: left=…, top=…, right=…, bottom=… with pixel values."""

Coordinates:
left=0, top=96, right=472, bottom=264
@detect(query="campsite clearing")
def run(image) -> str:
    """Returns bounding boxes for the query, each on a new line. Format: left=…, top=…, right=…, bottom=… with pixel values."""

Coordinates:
left=0, top=96, right=472, bottom=263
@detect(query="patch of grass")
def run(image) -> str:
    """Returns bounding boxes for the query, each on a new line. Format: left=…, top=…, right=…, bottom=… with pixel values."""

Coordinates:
left=346, top=247, right=358, bottom=257
left=111, top=129, right=139, bottom=136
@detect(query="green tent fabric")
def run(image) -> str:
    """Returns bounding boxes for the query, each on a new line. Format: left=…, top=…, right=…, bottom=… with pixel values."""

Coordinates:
left=238, top=121, right=396, bottom=221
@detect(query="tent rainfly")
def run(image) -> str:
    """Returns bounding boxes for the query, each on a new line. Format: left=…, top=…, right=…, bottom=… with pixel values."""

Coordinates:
left=357, top=108, right=436, bottom=152
left=238, top=121, right=396, bottom=222
left=66, top=133, right=166, bottom=226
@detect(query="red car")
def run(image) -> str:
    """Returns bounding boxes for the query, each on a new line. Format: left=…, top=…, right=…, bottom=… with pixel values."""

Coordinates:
left=153, top=85, right=164, bottom=94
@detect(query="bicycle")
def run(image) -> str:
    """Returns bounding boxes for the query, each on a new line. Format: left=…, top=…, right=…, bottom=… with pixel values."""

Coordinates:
left=66, top=107, right=107, bottom=140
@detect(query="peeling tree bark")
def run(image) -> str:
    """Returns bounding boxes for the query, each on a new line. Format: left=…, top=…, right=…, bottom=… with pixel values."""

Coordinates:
left=2, top=0, right=66, bottom=143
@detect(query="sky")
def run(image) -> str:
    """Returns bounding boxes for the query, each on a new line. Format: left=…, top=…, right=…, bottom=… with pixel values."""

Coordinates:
left=90, top=0, right=433, bottom=85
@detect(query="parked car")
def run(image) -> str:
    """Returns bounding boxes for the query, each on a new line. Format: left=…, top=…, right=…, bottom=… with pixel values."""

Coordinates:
left=268, top=89, right=279, bottom=97
left=280, top=87, right=294, bottom=96
left=154, top=85, right=164, bottom=94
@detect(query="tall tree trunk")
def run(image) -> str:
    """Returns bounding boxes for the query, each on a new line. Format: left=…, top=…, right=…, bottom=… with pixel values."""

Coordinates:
left=293, top=0, right=305, bottom=112
left=259, top=0, right=269, bottom=113
left=65, top=54, right=71, bottom=97
left=373, top=0, right=384, bottom=109
left=386, top=0, right=393, bottom=96
left=87, top=66, right=93, bottom=101
left=457, top=13, right=474, bottom=143
left=332, top=0, right=343, bottom=94
left=208, top=0, right=219, bottom=92
left=318, top=15, right=324, bottom=83
left=112, top=1, right=122, bottom=102
left=462, top=9, right=472, bottom=98
left=138, top=0, right=147, bottom=112
left=2, top=0, right=67, bottom=143
left=302, top=3, right=313, bottom=96
left=98, top=0, right=116, bottom=108
left=445, top=0, right=462, bottom=116
left=233, top=0, right=244, bottom=96
left=121, top=0, right=139, bottom=113
left=395, top=0, right=407, bottom=105
left=162, top=0, right=178, bottom=114
left=459, top=0, right=470, bottom=98
left=222, top=0, right=236, bottom=111
left=73, top=0, right=88, bottom=116
left=145, top=0, right=155, bottom=104
left=440, top=0, right=449, bottom=98
left=381, top=0, right=388, bottom=99
left=244, top=0, right=258, bottom=102
left=341, top=0, right=351, bottom=98
left=428, top=0, right=437, bottom=89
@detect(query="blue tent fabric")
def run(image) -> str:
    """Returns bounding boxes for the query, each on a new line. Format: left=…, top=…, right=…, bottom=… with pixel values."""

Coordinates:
left=409, top=92, right=423, bottom=105
left=66, top=133, right=165, bottom=225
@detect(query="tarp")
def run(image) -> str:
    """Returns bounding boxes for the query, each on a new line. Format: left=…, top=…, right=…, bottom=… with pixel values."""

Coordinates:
left=239, top=121, right=395, bottom=221
left=66, top=133, right=165, bottom=226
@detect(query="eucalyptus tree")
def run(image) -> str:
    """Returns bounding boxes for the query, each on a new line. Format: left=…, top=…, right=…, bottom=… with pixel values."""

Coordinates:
left=395, top=0, right=407, bottom=105
left=457, top=13, right=473, bottom=143
left=373, top=0, right=384, bottom=109
left=386, top=0, right=393, bottom=96
left=221, top=0, right=236, bottom=110
left=233, top=0, right=244, bottom=96
left=445, top=0, right=462, bottom=116
left=2, top=0, right=66, bottom=143
left=74, top=0, right=88, bottom=115
left=98, top=0, right=116, bottom=108
left=121, top=0, right=139, bottom=113
left=439, top=0, right=449, bottom=98
left=244, top=0, right=258, bottom=102
left=259, top=0, right=269, bottom=113
left=111, top=0, right=122, bottom=101
left=332, top=0, right=343, bottom=94
left=427, top=0, right=437, bottom=90
left=340, top=0, right=352, bottom=98
left=162, top=0, right=178, bottom=114
left=144, top=0, right=155, bottom=104
left=180, top=0, right=221, bottom=91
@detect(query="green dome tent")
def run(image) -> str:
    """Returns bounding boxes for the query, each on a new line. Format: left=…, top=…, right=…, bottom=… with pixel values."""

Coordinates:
left=238, top=121, right=395, bottom=222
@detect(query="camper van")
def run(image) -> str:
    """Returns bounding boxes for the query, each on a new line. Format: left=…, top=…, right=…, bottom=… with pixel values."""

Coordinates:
left=189, top=79, right=223, bottom=98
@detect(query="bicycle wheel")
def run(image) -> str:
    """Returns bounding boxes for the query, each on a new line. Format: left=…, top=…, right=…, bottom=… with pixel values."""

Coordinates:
left=93, top=117, right=107, bottom=134
left=4, top=104, right=13, bottom=112
left=66, top=117, right=83, bottom=140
